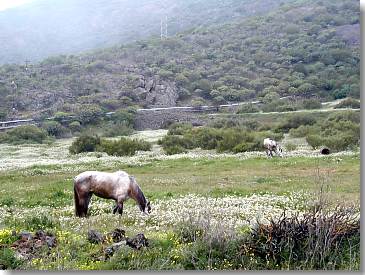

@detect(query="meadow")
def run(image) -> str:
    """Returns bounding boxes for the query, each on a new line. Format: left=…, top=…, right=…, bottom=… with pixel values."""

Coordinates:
left=0, top=130, right=360, bottom=270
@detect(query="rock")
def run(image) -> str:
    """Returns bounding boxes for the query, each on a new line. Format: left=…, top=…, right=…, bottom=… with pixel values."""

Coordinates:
left=87, top=230, right=104, bottom=244
left=104, top=240, right=127, bottom=259
left=45, top=236, right=57, bottom=248
left=126, top=233, right=149, bottom=250
left=19, top=232, right=32, bottom=242
left=111, top=228, right=126, bottom=243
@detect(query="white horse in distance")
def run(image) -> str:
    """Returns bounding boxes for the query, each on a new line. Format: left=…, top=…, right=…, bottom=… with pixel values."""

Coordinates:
left=263, top=138, right=283, bottom=158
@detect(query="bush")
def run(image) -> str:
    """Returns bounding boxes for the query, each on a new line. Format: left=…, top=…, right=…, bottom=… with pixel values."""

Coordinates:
left=237, top=103, right=260, bottom=113
left=68, top=121, right=81, bottom=132
left=42, top=121, right=68, bottom=138
left=0, top=125, right=48, bottom=144
left=159, top=135, right=195, bottom=154
left=194, top=127, right=223, bottom=150
left=110, top=108, right=136, bottom=128
left=102, top=121, right=133, bottom=137
left=301, top=99, right=322, bottom=109
left=99, top=138, right=151, bottom=156
left=167, top=123, right=193, bottom=136
left=0, top=248, right=23, bottom=270
left=334, top=98, right=360, bottom=109
left=246, top=207, right=360, bottom=269
left=69, top=135, right=101, bottom=154
left=76, top=104, right=103, bottom=125
left=277, top=113, right=317, bottom=132
left=284, top=142, right=298, bottom=151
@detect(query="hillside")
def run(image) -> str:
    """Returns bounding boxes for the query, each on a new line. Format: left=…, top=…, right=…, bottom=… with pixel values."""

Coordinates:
left=0, top=0, right=290, bottom=64
left=0, top=0, right=360, bottom=120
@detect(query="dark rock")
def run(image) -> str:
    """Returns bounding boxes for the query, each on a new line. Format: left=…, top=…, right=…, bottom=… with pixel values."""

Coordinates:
left=45, top=236, right=57, bottom=248
left=104, top=240, right=127, bottom=259
left=87, top=230, right=104, bottom=244
left=320, top=147, right=330, bottom=155
left=111, top=228, right=126, bottom=243
left=126, top=233, right=149, bottom=250
left=19, top=232, right=32, bottom=242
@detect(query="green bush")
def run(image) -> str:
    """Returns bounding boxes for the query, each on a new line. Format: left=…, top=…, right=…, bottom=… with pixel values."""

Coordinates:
left=194, top=127, right=223, bottom=150
left=69, top=135, right=101, bottom=154
left=0, top=248, right=24, bottom=270
left=99, top=138, right=151, bottom=156
left=0, top=125, right=48, bottom=144
left=159, top=135, right=195, bottom=154
left=301, top=99, right=322, bottom=109
left=167, top=122, right=193, bottom=135
left=334, top=98, right=360, bottom=109
left=284, top=142, right=298, bottom=151
left=277, top=113, right=317, bottom=132
left=102, top=122, right=133, bottom=137
left=68, top=121, right=81, bottom=132
left=42, top=121, right=68, bottom=138
left=237, top=103, right=260, bottom=113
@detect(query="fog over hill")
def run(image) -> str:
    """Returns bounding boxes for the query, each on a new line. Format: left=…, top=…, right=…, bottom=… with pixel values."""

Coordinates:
left=0, top=0, right=290, bottom=64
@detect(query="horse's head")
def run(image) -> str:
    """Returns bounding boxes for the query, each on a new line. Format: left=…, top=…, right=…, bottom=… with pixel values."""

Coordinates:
left=146, top=200, right=151, bottom=214
left=276, top=145, right=283, bottom=157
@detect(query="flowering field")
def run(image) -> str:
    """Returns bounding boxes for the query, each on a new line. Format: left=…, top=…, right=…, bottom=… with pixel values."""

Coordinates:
left=0, top=131, right=360, bottom=270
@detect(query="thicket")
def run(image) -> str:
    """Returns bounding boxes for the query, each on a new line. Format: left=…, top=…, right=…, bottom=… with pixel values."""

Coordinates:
left=102, top=205, right=360, bottom=270
left=334, top=98, right=360, bottom=109
left=288, top=111, right=360, bottom=151
left=0, top=125, right=48, bottom=144
left=159, top=124, right=283, bottom=155
left=69, top=135, right=151, bottom=156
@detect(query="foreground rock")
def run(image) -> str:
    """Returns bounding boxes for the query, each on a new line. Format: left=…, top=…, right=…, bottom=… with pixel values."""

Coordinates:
left=10, top=230, right=57, bottom=260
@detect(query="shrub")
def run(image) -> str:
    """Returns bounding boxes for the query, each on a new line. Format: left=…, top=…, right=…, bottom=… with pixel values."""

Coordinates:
left=334, top=98, right=360, bottom=109
left=277, top=113, right=317, bottom=132
left=110, top=108, right=136, bottom=128
left=237, top=103, right=260, bottom=113
left=69, top=121, right=81, bottom=132
left=194, top=127, right=223, bottom=150
left=76, top=104, right=103, bottom=125
left=99, top=138, right=151, bottom=156
left=301, top=99, right=322, bottom=109
left=0, top=125, right=48, bottom=144
left=167, top=123, right=193, bottom=136
left=42, top=121, right=68, bottom=138
left=102, top=122, right=133, bottom=137
left=69, top=135, right=101, bottom=154
left=0, top=248, right=24, bottom=270
left=246, top=207, right=360, bottom=269
left=159, top=135, right=195, bottom=154
left=284, top=142, right=298, bottom=151
left=164, top=145, right=187, bottom=155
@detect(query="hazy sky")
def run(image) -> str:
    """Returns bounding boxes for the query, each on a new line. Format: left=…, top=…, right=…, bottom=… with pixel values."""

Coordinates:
left=0, top=0, right=34, bottom=11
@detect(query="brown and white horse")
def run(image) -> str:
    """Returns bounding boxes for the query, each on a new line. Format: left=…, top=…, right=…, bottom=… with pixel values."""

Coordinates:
left=73, top=170, right=151, bottom=217
left=263, top=138, right=283, bottom=158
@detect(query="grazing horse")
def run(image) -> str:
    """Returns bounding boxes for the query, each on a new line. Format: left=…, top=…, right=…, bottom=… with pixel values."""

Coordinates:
left=263, top=138, right=283, bottom=158
left=73, top=170, right=151, bottom=217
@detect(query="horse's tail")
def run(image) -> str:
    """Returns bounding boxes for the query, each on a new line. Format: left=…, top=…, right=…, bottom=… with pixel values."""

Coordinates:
left=74, top=178, right=89, bottom=217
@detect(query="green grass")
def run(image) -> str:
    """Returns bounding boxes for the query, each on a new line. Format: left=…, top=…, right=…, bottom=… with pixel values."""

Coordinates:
left=0, top=154, right=359, bottom=207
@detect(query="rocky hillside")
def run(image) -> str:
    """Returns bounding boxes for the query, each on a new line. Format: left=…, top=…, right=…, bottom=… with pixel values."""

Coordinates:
left=0, top=0, right=359, bottom=119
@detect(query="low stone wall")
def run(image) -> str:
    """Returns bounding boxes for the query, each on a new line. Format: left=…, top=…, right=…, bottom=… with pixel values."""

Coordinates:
left=134, top=105, right=241, bottom=130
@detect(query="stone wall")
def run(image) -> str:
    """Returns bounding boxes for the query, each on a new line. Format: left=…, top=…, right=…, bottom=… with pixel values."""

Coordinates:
left=134, top=105, right=241, bottom=130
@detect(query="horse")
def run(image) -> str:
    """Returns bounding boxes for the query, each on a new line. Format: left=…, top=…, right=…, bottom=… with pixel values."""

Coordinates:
left=73, top=170, right=151, bottom=217
left=263, top=138, right=283, bottom=158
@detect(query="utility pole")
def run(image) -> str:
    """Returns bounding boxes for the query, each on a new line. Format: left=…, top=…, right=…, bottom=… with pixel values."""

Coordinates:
left=160, top=15, right=168, bottom=40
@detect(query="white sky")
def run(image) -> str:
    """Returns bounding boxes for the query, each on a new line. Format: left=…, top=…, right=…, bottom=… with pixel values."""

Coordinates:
left=0, top=0, right=34, bottom=11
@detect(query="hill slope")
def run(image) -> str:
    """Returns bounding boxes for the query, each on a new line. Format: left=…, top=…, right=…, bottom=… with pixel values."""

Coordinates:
left=0, top=0, right=290, bottom=64
left=0, top=0, right=359, bottom=119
